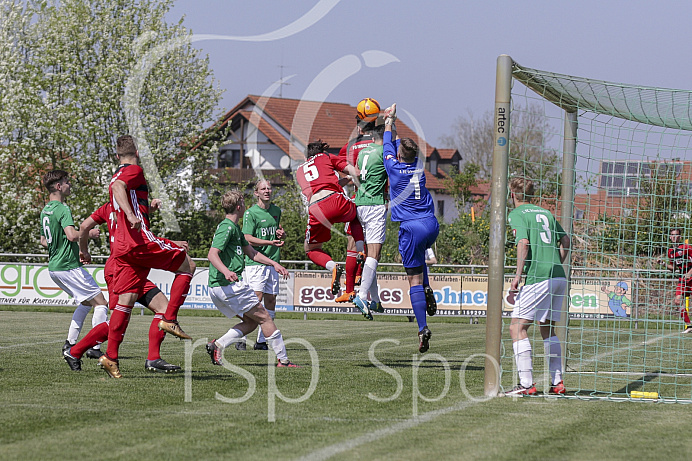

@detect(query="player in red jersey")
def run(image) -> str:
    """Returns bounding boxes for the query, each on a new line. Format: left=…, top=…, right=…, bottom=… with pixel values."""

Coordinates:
left=336, top=110, right=379, bottom=302
left=296, top=140, right=365, bottom=296
left=98, top=135, right=196, bottom=378
left=62, top=200, right=185, bottom=373
left=661, top=228, right=692, bottom=333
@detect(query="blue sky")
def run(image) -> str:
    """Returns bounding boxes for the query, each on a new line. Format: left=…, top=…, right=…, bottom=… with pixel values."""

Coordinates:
left=167, top=0, right=692, bottom=147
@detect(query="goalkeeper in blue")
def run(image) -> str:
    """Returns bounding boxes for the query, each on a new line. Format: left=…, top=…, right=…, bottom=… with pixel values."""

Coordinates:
left=382, top=104, right=439, bottom=352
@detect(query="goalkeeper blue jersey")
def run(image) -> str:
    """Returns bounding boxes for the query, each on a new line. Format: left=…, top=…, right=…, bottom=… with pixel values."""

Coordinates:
left=382, top=131, right=435, bottom=222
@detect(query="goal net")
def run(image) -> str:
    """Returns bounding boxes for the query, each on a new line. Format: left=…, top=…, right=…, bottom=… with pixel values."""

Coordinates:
left=487, top=55, right=692, bottom=402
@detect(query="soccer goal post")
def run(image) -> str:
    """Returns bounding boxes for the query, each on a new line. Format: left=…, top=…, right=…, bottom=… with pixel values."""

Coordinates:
left=485, top=54, right=692, bottom=402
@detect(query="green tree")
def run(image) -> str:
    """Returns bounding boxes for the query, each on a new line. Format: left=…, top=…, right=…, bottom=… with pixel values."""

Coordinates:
left=442, top=162, right=480, bottom=211
left=0, top=0, right=223, bottom=254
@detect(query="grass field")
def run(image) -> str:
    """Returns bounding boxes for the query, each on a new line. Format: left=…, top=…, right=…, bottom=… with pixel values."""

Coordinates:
left=2, top=310, right=692, bottom=460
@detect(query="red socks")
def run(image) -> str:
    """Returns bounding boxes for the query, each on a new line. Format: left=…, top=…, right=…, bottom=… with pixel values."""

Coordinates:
left=70, top=321, right=108, bottom=358
left=345, top=251, right=358, bottom=293
left=148, top=314, right=166, bottom=360
left=306, top=249, right=332, bottom=268
left=106, top=304, right=132, bottom=360
left=164, top=272, right=192, bottom=321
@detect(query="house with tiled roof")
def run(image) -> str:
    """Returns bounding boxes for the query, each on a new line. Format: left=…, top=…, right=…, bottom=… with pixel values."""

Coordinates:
left=204, top=95, right=462, bottom=222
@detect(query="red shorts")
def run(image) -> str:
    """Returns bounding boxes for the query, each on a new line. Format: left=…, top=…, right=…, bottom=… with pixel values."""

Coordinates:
left=345, top=193, right=357, bottom=236
left=104, top=258, right=158, bottom=309
left=676, top=278, right=692, bottom=297
left=109, top=238, right=186, bottom=296
left=305, top=193, right=357, bottom=244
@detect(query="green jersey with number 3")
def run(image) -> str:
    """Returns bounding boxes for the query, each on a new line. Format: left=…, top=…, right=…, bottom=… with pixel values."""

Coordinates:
left=40, top=201, right=81, bottom=272
left=508, top=204, right=566, bottom=285
left=355, top=143, right=387, bottom=206
left=208, top=218, right=249, bottom=287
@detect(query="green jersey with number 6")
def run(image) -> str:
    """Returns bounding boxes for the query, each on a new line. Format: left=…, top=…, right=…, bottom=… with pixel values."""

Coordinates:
left=40, top=201, right=81, bottom=272
left=508, top=204, right=566, bottom=285
left=208, top=218, right=249, bottom=287
left=355, top=143, right=387, bottom=206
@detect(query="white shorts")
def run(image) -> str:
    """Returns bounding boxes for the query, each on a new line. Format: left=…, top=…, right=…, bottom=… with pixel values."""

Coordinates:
left=242, top=264, right=279, bottom=295
left=357, top=204, right=387, bottom=244
left=209, top=281, right=260, bottom=319
left=512, top=277, right=568, bottom=323
left=49, top=268, right=102, bottom=304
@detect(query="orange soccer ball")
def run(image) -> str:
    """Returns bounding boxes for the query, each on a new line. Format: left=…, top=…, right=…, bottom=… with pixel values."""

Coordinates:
left=356, top=98, right=381, bottom=121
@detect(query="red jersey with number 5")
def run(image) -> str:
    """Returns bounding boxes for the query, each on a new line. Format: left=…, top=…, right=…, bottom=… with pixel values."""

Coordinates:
left=296, top=153, right=348, bottom=202
left=109, top=163, right=152, bottom=256
left=668, top=244, right=692, bottom=275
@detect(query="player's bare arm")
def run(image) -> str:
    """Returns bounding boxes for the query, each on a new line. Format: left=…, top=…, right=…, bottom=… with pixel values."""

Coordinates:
left=342, top=164, right=360, bottom=179
left=150, top=198, right=162, bottom=212
left=512, top=238, right=530, bottom=291
left=111, top=179, right=141, bottom=230
left=40, top=236, right=47, bottom=248
left=242, top=244, right=289, bottom=279
left=172, top=240, right=189, bottom=251
left=207, top=247, right=238, bottom=282
left=559, top=235, right=571, bottom=263
left=244, top=234, right=284, bottom=248
left=276, top=225, right=286, bottom=240
left=78, top=216, right=100, bottom=264
left=63, top=225, right=79, bottom=242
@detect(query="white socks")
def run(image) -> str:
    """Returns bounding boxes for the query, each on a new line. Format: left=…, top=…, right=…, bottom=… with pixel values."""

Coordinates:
left=513, top=338, right=533, bottom=388
left=267, top=329, right=288, bottom=362
left=257, top=310, right=275, bottom=343
left=544, top=335, right=563, bottom=385
left=325, top=260, right=336, bottom=272
left=67, top=304, right=92, bottom=344
left=217, top=328, right=244, bottom=349
left=358, top=257, right=379, bottom=301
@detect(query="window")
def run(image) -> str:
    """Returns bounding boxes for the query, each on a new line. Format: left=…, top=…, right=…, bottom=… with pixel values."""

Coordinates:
left=437, top=200, right=445, bottom=218
left=218, top=148, right=240, bottom=168
left=430, top=159, right=438, bottom=175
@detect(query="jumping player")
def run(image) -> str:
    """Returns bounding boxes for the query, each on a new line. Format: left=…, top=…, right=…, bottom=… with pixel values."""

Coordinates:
left=40, top=170, right=108, bottom=358
left=382, top=105, right=439, bottom=351
left=505, top=176, right=570, bottom=396
left=205, top=190, right=297, bottom=368
left=99, top=135, right=196, bottom=378
left=295, top=140, right=368, bottom=317
left=240, top=179, right=286, bottom=350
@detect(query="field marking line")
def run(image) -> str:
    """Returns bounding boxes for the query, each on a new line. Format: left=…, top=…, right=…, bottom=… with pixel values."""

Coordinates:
left=298, top=330, right=680, bottom=460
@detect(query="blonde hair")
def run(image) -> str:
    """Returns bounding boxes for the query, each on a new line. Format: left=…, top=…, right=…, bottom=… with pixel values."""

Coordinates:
left=254, top=179, right=271, bottom=192
left=221, top=190, right=244, bottom=213
left=509, top=176, right=535, bottom=203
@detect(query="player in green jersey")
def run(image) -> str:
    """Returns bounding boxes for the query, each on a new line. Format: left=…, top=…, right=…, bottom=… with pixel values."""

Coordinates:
left=351, top=121, right=388, bottom=319
left=238, top=179, right=286, bottom=350
left=505, top=176, right=570, bottom=396
left=40, top=170, right=108, bottom=360
left=206, top=190, right=298, bottom=368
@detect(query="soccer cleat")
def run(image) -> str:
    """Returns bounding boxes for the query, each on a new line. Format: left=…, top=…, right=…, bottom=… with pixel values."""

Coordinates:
left=504, top=384, right=538, bottom=396
left=370, top=300, right=384, bottom=313
left=63, top=349, right=82, bottom=371
left=145, top=358, right=181, bottom=373
left=684, top=325, right=692, bottom=334
left=335, top=291, right=355, bottom=303
left=356, top=251, right=366, bottom=264
left=85, top=348, right=104, bottom=359
left=62, top=340, right=73, bottom=353
left=549, top=381, right=566, bottom=395
left=353, top=296, right=374, bottom=320
left=158, top=319, right=192, bottom=340
left=253, top=341, right=268, bottom=350
left=330, top=264, right=344, bottom=295
left=98, top=355, right=122, bottom=379
left=277, top=360, right=300, bottom=368
left=206, top=340, right=223, bottom=366
left=235, top=340, right=247, bottom=351
left=418, top=326, right=432, bottom=353
left=424, top=285, right=437, bottom=317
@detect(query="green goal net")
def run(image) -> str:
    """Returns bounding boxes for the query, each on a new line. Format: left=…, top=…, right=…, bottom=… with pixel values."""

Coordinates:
left=489, top=56, right=692, bottom=402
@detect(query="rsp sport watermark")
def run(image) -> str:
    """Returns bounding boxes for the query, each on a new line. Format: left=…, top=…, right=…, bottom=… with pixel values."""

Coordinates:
left=182, top=337, right=498, bottom=422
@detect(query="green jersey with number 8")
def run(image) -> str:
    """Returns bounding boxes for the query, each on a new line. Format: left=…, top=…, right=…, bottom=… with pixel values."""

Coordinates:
left=40, top=201, right=81, bottom=272
left=355, top=143, right=387, bottom=206
left=508, top=204, right=566, bottom=285
left=208, top=218, right=249, bottom=287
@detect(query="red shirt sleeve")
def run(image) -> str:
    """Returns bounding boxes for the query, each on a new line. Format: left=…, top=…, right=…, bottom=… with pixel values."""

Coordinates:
left=331, top=153, right=348, bottom=172
left=90, top=202, right=110, bottom=224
